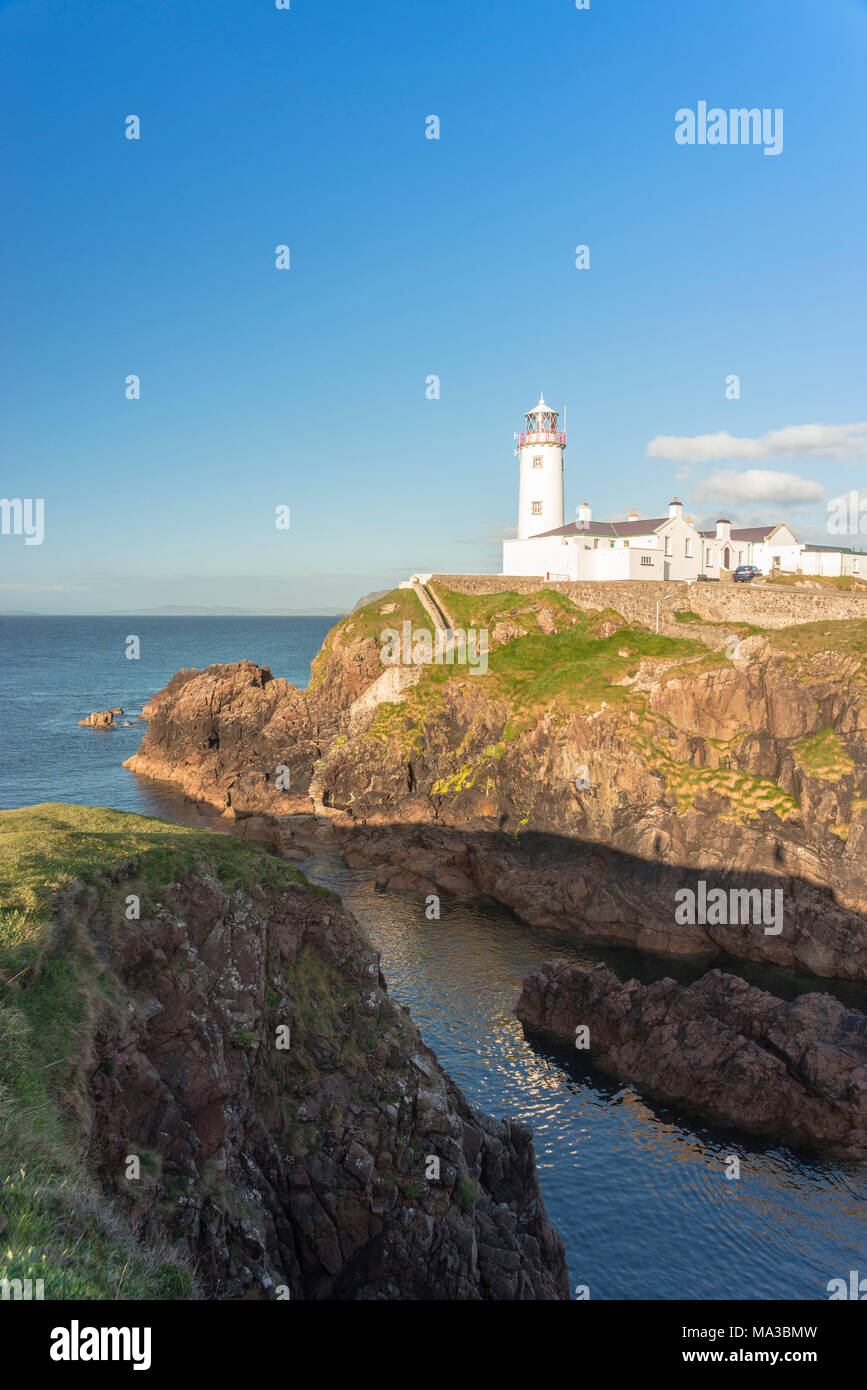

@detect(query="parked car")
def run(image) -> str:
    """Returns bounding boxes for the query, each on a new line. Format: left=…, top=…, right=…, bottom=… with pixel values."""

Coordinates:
left=733, top=564, right=762, bottom=583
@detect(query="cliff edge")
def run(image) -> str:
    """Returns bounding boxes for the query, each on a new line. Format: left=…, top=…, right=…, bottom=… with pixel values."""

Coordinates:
left=0, top=804, right=567, bottom=1300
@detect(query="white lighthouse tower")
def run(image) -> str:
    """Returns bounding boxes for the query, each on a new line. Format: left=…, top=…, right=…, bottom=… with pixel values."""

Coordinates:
left=516, top=393, right=565, bottom=539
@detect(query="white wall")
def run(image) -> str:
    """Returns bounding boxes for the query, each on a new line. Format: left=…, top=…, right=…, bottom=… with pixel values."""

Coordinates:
left=753, top=527, right=801, bottom=574
left=798, top=549, right=863, bottom=578
left=517, top=439, right=564, bottom=539
left=653, top=515, right=703, bottom=580
left=704, top=540, right=754, bottom=571
left=502, top=535, right=576, bottom=578
left=504, top=533, right=679, bottom=581
left=577, top=546, right=661, bottom=580
left=798, top=550, right=838, bottom=577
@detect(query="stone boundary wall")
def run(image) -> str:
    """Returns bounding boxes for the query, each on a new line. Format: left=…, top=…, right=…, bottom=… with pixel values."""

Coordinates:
left=430, top=574, right=867, bottom=632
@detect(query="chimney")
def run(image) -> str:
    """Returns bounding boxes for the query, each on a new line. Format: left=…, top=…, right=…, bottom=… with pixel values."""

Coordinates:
left=628, top=508, right=639, bottom=520
left=715, top=518, right=732, bottom=544
left=668, top=496, right=683, bottom=520
left=576, top=501, right=592, bottom=527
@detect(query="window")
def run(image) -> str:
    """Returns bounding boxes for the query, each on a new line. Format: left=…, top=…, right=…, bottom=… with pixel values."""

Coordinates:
left=532, top=455, right=543, bottom=469
left=664, top=536, right=672, bottom=556
left=593, top=538, right=599, bottom=549
left=623, top=540, right=629, bottom=548
left=772, top=555, right=781, bottom=569
left=854, top=559, right=860, bottom=574
left=707, top=549, right=715, bottom=567
left=531, top=501, right=543, bottom=515
left=640, top=555, right=653, bottom=567
left=738, top=550, right=744, bottom=564
left=685, top=539, right=693, bottom=558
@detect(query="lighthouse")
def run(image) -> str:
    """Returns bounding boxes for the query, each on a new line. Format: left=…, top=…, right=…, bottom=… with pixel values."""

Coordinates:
left=516, top=393, right=565, bottom=539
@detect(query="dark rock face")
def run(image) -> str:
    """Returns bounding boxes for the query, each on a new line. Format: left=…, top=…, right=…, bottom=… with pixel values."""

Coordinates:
left=125, top=662, right=319, bottom=816
left=79, top=866, right=567, bottom=1300
left=516, top=960, right=867, bottom=1158
left=332, top=822, right=867, bottom=984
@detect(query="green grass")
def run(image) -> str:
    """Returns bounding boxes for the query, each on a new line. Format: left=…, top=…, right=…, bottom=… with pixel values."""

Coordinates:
left=434, top=585, right=581, bottom=636
left=483, top=621, right=705, bottom=716
left=766, top=572, right=867, bottom=592
left=0, top=803, right=316, bottom=982
left=364, top=612, right=710, bottom=777
left=768, top=618, right=867, bottom=666
left=309, top=588, right=428, bottom=689
left=792, top=726, right=855, bottom=780
left=456, top=1173, right=478, bottom=1210
left=0, top=803, right=328, bottom=1300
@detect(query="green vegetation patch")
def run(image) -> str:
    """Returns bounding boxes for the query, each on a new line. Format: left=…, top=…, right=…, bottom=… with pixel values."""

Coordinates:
left=0, top=803, right=313, bottom=981
left=766, top=573, right=867, bottom=592
left=483, top=622, right=706, bottom=717
left=435, top=585, right=582, bottom=637
left=792, top=726, right=855, bottom=781
left=626, top=713, right=798, bottom=822
left=768, top=618, right=867, bottom=669
left=309, top=587, right=428, bottom=688
left=366, top=613, right=710, bottom=771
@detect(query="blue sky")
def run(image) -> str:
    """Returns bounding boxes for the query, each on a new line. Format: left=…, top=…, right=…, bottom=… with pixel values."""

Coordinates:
left=1, top=0, right=866, bottom=612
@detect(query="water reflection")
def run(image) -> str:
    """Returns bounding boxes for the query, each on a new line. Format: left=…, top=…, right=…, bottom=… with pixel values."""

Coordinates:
left=302, top=846, right=867, bottom=1301
left=113, top=780, right=867, bottom=1300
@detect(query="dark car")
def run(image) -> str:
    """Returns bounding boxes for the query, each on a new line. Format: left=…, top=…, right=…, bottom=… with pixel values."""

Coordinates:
left=733, top=564, right=761, bottom=582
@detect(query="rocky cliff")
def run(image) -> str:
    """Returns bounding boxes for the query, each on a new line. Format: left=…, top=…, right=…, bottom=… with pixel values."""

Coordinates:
left=124, top=586, right=867, bottom=984
left=0, top=805, right=567, bottom=1300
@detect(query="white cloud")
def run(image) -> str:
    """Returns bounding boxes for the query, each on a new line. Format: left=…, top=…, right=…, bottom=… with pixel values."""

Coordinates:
left=689, top=469, right=826, bottom=506
left=647, top=422, right=867, bottom=465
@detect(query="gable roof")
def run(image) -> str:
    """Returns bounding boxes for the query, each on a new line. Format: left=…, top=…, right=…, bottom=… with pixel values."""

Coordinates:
left=699, top=525, right=784, bottom=543
left=534, top=517, right=671, bottom=540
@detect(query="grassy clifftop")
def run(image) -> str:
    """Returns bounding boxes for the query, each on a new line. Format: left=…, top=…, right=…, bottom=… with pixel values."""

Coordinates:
left=0, top=804, right=316, bottom=1299
left=0, top=804, right=570, bottom=1302
left=329, top=587, right=867, bottom=837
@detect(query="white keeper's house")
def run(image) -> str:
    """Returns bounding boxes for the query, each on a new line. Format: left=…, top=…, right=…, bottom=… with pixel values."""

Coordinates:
left=502, top=394, right=864, bottom=583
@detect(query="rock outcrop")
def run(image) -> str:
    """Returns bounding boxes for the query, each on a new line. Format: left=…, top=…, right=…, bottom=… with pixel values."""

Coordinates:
left=125, top=662, right=318, bottom=816
left=516, top=961, right=867, bottom=1158
left=36, top=813, right=567, bottom=1299
left=79, top=709, right=121, bottom=728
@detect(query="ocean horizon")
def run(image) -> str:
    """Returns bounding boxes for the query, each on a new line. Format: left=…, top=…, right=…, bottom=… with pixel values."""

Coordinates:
left=0, top=614, right=339, bottom=816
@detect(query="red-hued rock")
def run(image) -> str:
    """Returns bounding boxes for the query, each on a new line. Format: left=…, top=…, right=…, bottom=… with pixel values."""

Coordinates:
left=516, top=960, right=867, bottom=1158
left=74, top=862, right=568, bottom=1300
